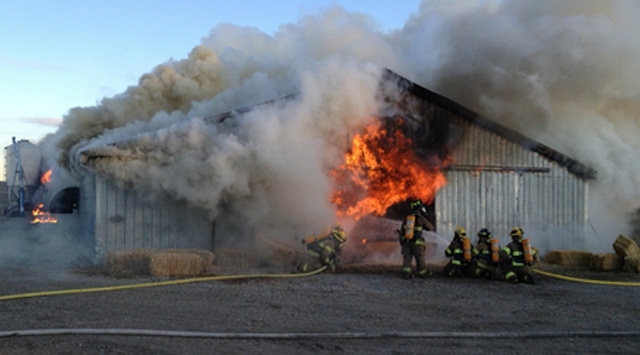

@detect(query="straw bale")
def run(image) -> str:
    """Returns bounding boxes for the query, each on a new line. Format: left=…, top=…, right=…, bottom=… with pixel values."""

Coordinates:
left=613, top=234, right=640, bottom=258
left=214, top=248, right=260, bottom=269
left=590, top=253, right=623, bottom=271
left=162, top=249, right=215, bottom=274
left=149, top=252, right=202, bottom=277
left=623, top=257, right=640, bottom=273
left=105, top=249, right=155, bottom=278
left=544, top=250, right=593, bottom=267
left=104, top=248, right=215, bottom=278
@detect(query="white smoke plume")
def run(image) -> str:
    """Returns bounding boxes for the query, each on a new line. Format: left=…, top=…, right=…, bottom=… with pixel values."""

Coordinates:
left=45, top=1, right=640, bottom=250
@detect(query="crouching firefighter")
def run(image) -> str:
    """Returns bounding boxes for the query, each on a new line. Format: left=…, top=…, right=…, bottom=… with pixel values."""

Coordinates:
left=397, top=200, right=434, bottom=279
left=500, top=227, right=537, bottom=284
left=444, top=226, right=473, bottom=277
left=471, top=228, right=501, bottom=280
left=297, top=225, right=348, bottom=273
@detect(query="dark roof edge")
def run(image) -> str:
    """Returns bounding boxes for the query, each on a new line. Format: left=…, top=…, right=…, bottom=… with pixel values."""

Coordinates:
left=382, top=69, right=597, bottom=180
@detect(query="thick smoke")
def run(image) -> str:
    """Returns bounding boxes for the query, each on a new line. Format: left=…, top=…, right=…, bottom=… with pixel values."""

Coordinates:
left=46, top=1, right=640, bottom=250
left=389, top=0, right=640, bottom=249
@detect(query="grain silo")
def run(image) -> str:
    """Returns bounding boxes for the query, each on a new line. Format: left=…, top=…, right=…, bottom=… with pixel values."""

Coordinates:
left=3, top=139, right=43, bottom=216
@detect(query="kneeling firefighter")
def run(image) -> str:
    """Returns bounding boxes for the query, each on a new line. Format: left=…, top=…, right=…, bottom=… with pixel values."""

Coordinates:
left=444, top=226, right=473, bottom=277
left=471, top=228, right=501, bottom=280
left=397, top=200, right=434, bottom=279
left=297, top=225, right=348, bottom=273
left=500, top=227, right=537, bottom=284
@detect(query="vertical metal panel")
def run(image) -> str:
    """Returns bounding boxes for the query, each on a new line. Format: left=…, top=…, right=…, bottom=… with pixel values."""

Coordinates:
left=433, top=114, right=589, bottom=254
left=84, top=174, right=213, bottom=259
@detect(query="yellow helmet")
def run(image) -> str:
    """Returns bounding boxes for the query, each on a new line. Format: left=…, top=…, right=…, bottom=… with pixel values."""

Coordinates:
left=510, top=227, right=523, bottom=238
left=331, top=224, right=347, bottom=243
left=454, top=226, right=467, bottom=238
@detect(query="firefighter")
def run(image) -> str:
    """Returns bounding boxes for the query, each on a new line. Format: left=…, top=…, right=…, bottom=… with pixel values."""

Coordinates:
left=444, top=226, right=473, bottom=277
left=297, top=224, right=348, bottom=273
left=398, top=200, right=434, bottom=279
left=500, top=227, right=537, bottom=284
left=471, top=228, right=501, bottom=280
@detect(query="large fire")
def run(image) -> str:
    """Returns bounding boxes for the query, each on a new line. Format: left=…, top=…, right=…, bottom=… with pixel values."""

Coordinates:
left=331, top=119, right=448, bottom=220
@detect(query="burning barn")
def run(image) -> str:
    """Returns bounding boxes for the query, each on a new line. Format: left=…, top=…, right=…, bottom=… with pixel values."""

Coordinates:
left=380, top=70, right=596, bottom=253
left=44, top=68, right=594, bottom=263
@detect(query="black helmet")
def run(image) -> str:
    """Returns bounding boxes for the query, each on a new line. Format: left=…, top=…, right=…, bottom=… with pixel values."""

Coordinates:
left=410, top=200, right=428, bottom=217
left=477, top=228, right=491, bottom=239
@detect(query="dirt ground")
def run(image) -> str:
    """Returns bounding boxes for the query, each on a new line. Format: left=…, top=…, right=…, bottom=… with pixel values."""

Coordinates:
left=2, top=217, right=640, bottom=354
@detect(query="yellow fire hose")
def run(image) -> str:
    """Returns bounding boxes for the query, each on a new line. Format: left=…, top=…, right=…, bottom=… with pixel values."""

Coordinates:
left=0, top=266, right=327, bottom=302
left=533, top=268, right=640, bottom=286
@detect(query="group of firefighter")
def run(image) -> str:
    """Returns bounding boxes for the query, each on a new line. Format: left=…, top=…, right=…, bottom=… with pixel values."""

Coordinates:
left=297, top=199, right=537, bottom=284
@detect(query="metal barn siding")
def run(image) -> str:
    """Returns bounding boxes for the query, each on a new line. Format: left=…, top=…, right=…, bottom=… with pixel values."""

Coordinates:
left=435, top=115, right=589, bottom=254
left=80, top=174, right=214, bottom=260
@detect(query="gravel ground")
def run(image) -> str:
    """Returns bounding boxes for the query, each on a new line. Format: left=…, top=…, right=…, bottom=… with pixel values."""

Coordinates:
left=2, top=217, right=640, bottom=354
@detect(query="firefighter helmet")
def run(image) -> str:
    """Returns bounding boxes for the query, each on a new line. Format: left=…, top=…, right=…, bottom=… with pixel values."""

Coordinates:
left=510, top=227, right=523, bottom=239
left=331, top=224, right=347, bottom=243
left=454, top=226, right=467, bottom=238
left=410, top=200, right=428, bottom=217
left=478, top=228, right=491, bottom=239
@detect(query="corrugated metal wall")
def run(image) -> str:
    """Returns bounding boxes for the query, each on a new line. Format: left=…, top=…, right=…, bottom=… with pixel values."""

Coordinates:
left=80, top=174, right=214, bottom=260
left=434, top=113, right=588, bottom=254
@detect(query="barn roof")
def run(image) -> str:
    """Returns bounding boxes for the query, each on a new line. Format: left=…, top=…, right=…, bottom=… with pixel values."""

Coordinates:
left=82, top=69, right=597, bottom=180
left=381, top=69, right=597, bottom=180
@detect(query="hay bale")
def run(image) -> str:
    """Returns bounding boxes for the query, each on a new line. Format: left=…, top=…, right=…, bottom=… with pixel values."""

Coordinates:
left=214, top=248, right=260, bottom=269
left=544, top=250, right=593, bottom=267
left=104, top=248, right=215, bottom=278
left=162, top=249, right=215, bottom=274
left=149, top=252, right=202, bottom=277
left=613, top=234, right=640, bottom=258
left=623, top=256, right=640, bottom=273
left=105, top=249, right=155, bottom=278
left=590, top=253, right=623, bottom=271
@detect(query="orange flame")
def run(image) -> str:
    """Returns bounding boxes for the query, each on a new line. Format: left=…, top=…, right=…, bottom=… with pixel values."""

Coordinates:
left=40, top=169, right=52, bottom=184
left=31, top=203, right=58, bottom=224
left=331, top=120, right=448, bottom=220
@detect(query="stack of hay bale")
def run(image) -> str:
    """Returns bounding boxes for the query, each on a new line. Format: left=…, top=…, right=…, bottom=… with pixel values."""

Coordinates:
left=544, top=234, right=640, bottom=272
left=105, top=249, right=215, bottom=278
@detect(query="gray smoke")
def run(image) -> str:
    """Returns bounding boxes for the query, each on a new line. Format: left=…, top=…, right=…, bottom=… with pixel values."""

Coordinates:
left=390, top=0, right=640, bottom=249
left=43, top=1, right=640, bottom=250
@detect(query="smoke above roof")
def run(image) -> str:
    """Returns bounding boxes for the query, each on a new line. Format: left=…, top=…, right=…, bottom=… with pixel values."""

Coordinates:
left=44, top=0, right=640, bottom=243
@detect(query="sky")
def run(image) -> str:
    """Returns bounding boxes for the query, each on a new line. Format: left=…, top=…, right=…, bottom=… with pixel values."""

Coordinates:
left=0, top=0, right=421, bottom=178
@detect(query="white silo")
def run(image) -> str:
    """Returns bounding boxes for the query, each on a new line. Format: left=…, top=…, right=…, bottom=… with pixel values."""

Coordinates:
left=4, top=138, right=43, bottom=215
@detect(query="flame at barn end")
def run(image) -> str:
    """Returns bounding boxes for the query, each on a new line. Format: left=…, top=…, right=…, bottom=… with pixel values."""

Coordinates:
left=331, top=119, right=448, bottom=220
left=31, top=203, right=57, bottom=224
left=40, top=169, right=52, bottom=185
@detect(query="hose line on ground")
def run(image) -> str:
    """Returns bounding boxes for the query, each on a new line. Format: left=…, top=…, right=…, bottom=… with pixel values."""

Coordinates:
left=0, top=328, right=639, bottom=340
left=533, top=269, right=640, bottom=286
left=0, top=266, right=327, bottom=302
